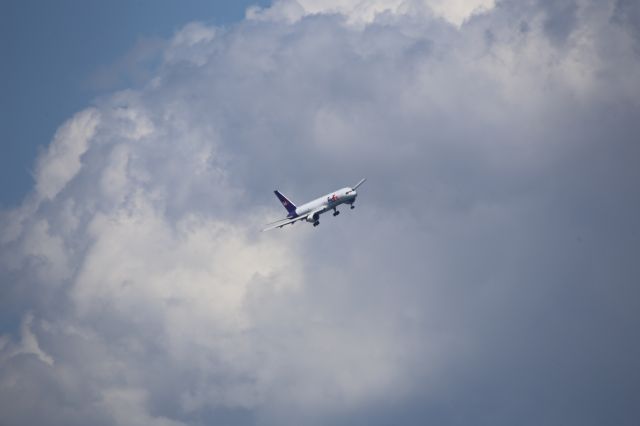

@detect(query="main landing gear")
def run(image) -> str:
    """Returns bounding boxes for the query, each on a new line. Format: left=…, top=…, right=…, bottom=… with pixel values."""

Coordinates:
left=313, top=221, right=320, bottom=227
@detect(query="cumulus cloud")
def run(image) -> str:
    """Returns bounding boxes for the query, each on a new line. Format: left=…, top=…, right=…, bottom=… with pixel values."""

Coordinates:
left=34, top=108, right=100, bottom=201
left=2, top=0, right=640, bottom=425
left=247, top=0, right=496, bottom=26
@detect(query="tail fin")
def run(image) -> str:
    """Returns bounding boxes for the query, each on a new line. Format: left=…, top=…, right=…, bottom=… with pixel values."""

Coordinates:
left=274, top=190, right=297, bottom=216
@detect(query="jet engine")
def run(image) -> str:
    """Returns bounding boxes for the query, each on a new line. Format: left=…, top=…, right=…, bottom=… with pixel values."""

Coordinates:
left=306, top=212, right=320, bottom=223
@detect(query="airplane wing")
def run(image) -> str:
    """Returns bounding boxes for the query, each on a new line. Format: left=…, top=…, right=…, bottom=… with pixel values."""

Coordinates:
left=346, top=178, right=366, bottom=194
left=262, top=207, right=325, bottom=232
left=352, top=178, right=366, bottom=190
left=262, top=215, right=308, bottom=232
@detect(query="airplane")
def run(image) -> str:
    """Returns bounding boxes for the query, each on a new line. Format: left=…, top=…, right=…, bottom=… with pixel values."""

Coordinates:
left=262, top=178, right=366, bottom=231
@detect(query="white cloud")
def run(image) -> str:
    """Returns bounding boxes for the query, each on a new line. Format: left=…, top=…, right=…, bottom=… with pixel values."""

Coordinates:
left=248, top=0, right=496, bottom=26
left=164, top=22, right=217, bottom=66
left=34, top=108, right=100, bottom=201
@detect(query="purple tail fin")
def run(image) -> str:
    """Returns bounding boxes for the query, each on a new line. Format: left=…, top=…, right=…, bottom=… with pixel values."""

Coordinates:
left=274, top=190, right=297, bottom=217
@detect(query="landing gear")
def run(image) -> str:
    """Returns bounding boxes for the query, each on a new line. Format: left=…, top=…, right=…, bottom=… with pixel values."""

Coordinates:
left=333, top=208, right=340, bottom=217
left=313, top=221, right=320, bottom=227
left=350, top=204, right=355, bottom=210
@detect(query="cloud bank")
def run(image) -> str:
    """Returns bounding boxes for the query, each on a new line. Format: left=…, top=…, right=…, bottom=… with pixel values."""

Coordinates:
left=2, top=0, right=640, bottom=425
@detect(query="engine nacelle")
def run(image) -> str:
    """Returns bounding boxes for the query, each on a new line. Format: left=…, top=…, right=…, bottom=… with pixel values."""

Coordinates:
left=306, top=212, right=320, bottom=223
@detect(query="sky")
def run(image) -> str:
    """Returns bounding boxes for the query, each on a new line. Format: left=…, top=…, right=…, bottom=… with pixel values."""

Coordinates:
left=1, top=0, right=640, bottom=425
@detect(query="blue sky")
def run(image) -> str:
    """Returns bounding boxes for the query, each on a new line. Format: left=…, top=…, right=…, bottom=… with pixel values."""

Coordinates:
left=1, top=0, right=268, bottom=207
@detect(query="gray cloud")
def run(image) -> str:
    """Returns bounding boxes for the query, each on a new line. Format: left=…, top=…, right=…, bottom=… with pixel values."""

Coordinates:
left=1, top=1, right=640, bottom=425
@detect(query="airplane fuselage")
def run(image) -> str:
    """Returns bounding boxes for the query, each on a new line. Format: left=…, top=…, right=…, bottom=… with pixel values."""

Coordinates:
left=264, top=178, right=365, bottom=231
left=292, top=187, right=357, bottom=220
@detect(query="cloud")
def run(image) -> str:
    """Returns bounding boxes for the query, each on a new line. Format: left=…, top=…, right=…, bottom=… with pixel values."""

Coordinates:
left=2, top=0, right=640, bottom=425
left=0, top=313, right=53, bottom=366
left=34, top=108, right=100, bottom=201
left=247, top=0, right=497, bottom=26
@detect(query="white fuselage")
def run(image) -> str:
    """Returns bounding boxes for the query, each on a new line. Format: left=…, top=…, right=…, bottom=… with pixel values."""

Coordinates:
left=295, top=187, right=356, bottom=219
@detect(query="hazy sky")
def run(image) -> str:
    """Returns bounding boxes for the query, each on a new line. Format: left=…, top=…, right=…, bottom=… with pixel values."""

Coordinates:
left=1, top=1, right=640, bottom=425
